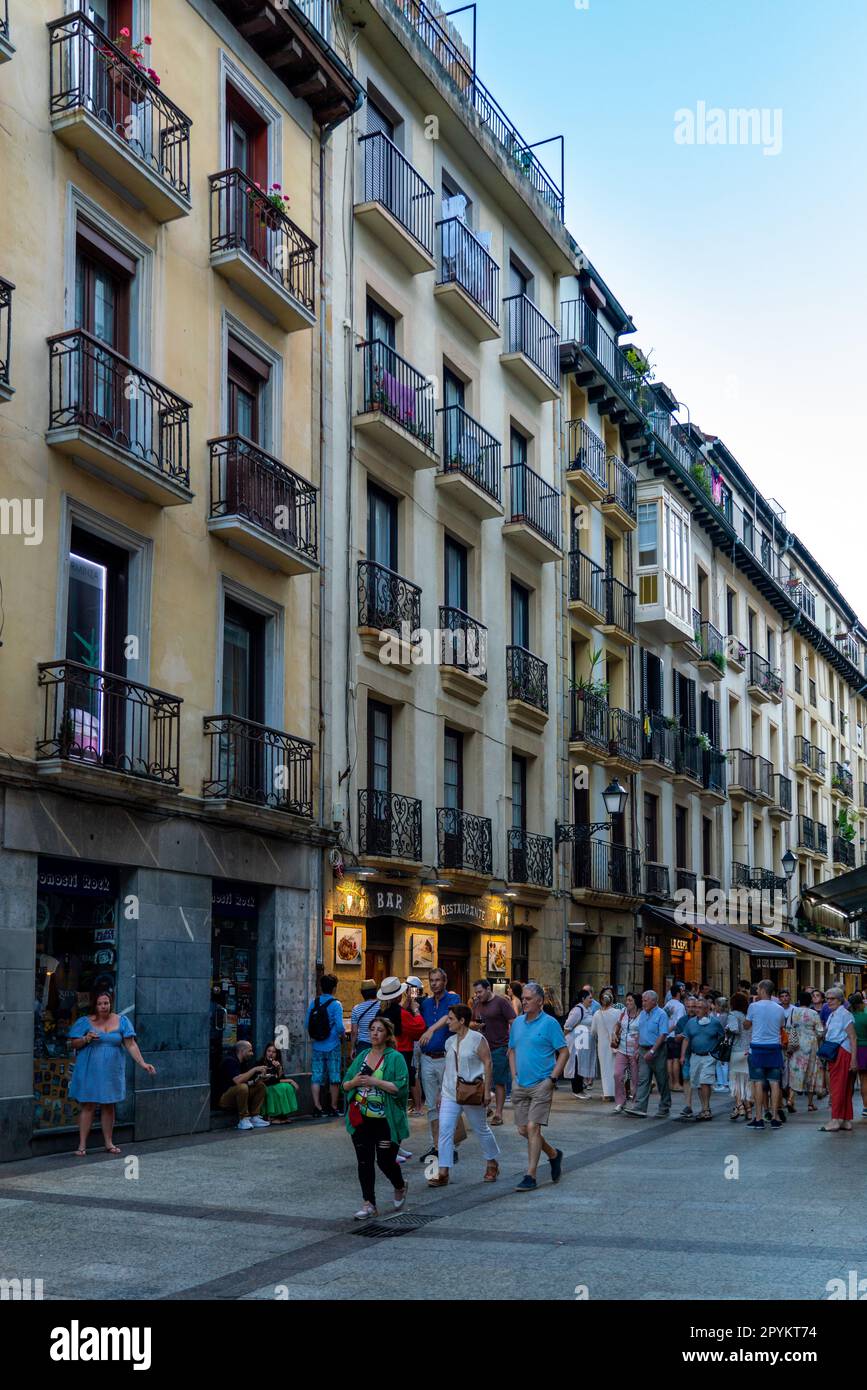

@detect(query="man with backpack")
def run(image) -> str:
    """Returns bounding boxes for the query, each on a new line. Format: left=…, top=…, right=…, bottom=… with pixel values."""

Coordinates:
left=306, top=973, right=346, bottom=1118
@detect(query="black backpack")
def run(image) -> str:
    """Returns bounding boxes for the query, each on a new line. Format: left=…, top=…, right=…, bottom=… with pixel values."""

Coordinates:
left=307, top=996, right=333, bottom=1042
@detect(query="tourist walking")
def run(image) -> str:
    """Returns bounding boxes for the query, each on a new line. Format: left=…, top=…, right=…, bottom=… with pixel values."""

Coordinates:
left=417, top=968, right=461, bottom=1161
left=818, top=987, right=858, bottom=1133
left=591, top=989, right=619, bottom=1101
left=564, top=994, right=594, bottom=1098
left=744, top=979, right=786, bottom=1131
left=726, top=990, right=752, bottom=1121
left=848, top=992, right=867, bottom=1120
left=508, top=982, right=567, bottom=1191
left=712, top=996, right=730, bottom=1093
left=787, top=990, right=824, bottom=1112
left=306, top=973, right=345, bottom=1119
left=471, top=978, right=516, bottom=1125
left=342, top=1017, right=409, bottom=1220
left=427, top=1005, right=500, bottom=1187
left=665, top=983, right=687, bottom=1094
left=68, top=990, right=156, bottom=1155
left=349, top=979, right=382, bottom=1059
left=612, top=992, right=641, bottom=1111
left=678, top=997, right=725, bottom=1121
left=624, top=990, right=671, bottom=1118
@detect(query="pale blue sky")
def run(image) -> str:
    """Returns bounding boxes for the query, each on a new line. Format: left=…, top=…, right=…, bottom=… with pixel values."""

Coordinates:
left=450, top=0, right=867, bottom=614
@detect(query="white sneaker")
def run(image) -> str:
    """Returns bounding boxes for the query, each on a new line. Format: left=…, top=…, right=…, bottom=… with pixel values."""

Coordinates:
left=614, top=1103, right=624, bottom=1113
left=237, top=1118, right=254, bottom=1130
left=250, top=1116, right=271, bottom=1128
left=353, top=1204, right=377, bottom=1221
left=573, top=1092, right=590, bottom=1100
left=393, top=1180, right=408, bottom=1211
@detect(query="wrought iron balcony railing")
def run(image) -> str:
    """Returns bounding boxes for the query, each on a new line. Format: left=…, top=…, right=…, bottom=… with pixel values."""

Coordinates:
left=609, top=707, right=642, bottom=764
left=836, top=633, right=860, bottom=667
left=47, top=330, right=191, bottom=486
left=702, top=745, right=727, bottom=796
left=566, top=418, right=606, bottom=489
left=507, top=646, right=548, bottom=712
left=505, top=461, right=561, bottom=549
left=357, top=338, right=436, bottom=448
left=358, top=789, right=423, bottom=861
left=437, top=807, right=493, bottom=876
left=503, top=294, right=559, bottom=388
left=569, top=688, right=609, bottom=750
left=728, top=748, right=756, bottom=795
left=571, top=839, right=641, bottom=897
left=209, top=169, right=316, bottom=312
left=203, top=714, right=313, bottom=817
left=568, top=549, right=604, bottom=613
left=605, top=453, right=637, bottom=518
left=0, top=276, right=12, bottom=392
left=48, top=13, right=192, bottom=202
left=645, top=862, right=671, bottom=898
left=811, top=745, right=827, bottom=781
left=37, top=660, right=181, bottom=785
left=642, top=711, right=677, bottom=768
left=602, top=576, right=636, bottom=636
left=696, top=619, right=725, bottom=668
left=794, top=735, right=813, bottom=769
left=816, top=822, right=828, bottom=857
left=357, top=560, right=421, bottom=634
left=209, top=435, right=318, bottom=562
left=439, top=405, right=501, bottom=502
left=507, top=828, right=553, bottom=889
left=831, top=762, right=854, bottom=799
left=559, top=300, right=650, bottom=415
left=294, top=0, right=330, bottom=40
left=731, top=861, right=752, bottom=888
left=833, top=837, right=856, bottom=868
left=359, top=129, right=434, bottom=253
left=797, top=814, right=815, bottom=852
left=754, top=755, right=773, bottom=800
left=436, top=217, right=499, bottom=324
left=676, top=870, right=697, bottom=895
left=774, top=774, right=792, bottom=814
left=392, top=0, right=565, bottom=217
left=438, top=605, right=487, bottom=680
left=674, top=728, right=703, bottom=782
left=748, top=650, right=783, bottom=699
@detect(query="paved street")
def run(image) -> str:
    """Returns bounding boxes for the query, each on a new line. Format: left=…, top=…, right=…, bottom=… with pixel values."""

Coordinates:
left=2, top=1089, right=865, bottom=1302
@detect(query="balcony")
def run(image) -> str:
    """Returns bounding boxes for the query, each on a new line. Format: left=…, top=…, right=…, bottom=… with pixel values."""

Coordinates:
left=436, top=406, right=503, bottom=519
left=0, top=276, right=12, bottom=402
left=831, top=762, right=854, bottom=801
left=673, top=728, right=702, bottom=786
left=507, top=646, right=548, bottom=732
left=570, top=839, right=641, bottom=903
left=358, top=790, right=423, bottom=865
left=816, top=822, right=828, bottom=858
left=833, top=837, right=856, bottom=871
left=507, top=829, right=554, bottom=898
left=0, top=1, right=12, bottom=62
left=675, top=870, right=697, bottom=896
left=501, top=294, right=560, bottom=402
left=601, top=453, right=637, bottom=530
left=46, top=330, right=192, bottom=505
left=769, top=773, right=793, bottom=820
left=728, top=749, right=756, bottom=802
left=634, top=554, right=694, bottom=644
left=731, top=861, right=752, bottom=889
left=809, top=745, right=827, bottom=785
left=37, top=661, right=181, bottom=790
left=48, top=14, right=191, bottom=221
left=784, top=579, right=816, bottom=622
left=701, top=746, right=727, bottom=802
left=209, top=170, right=316, bottom=331
left=608, top=708, right=642, bottom=771
left=862, top=781, right=867, bottom=810
left=753, top=755, right=773, bottom=804
left=565, top=419, right=606, bottom=500
left=503, top=461, right=561, bottom=562
left=793, top=735, right=813, bottom=775
left=436, top=808, right=493, bottom=885
left=559, top=300, right=650, bottom=418
left=727, top=638, right=748, bottom=673
left=203, top=715, right=313, bottom=820
left=357, top=560, right=421, bottom=670
left=747, top=651, right=783, bottom=704
left=355, top=339, right=438, bottom=469
left=641, top=711, right=677, bottom=772
left=569, top=689, right=609, bottom=759
left=797, top=814, right=823, bottom=858
left=355, top=131, right=434, bottom=274
left=599, top=577, right=636, bottom=644
left=645, top=862, right=671, bottom=900
left=438, top=605, right=488, bottom=705
left=434, top=218, right=499, bottom=340
left=207, top=436, right=318, bottom=576
left=695, top=620, right=726, bottom=682
left=568, top=549, right=604, bottom=623
left=836, top=632, right=860, bottom=668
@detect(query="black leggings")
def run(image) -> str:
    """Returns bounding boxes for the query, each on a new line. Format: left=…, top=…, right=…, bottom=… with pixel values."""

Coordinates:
left=571, top=1076, right=584, bottom=1094
left=351, top=1118, right=405, bottom=1205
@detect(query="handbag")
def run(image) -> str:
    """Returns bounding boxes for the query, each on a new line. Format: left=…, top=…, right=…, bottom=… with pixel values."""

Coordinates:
left=454, top=1034, right=486, bottom=1106
left=713, top=1030, right=734, bottom=1064
left=818, top=1039, right=841, bottom=1063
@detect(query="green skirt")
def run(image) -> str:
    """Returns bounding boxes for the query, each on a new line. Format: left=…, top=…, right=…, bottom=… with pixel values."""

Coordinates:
left=262, top=1082, right=299, bottom=1117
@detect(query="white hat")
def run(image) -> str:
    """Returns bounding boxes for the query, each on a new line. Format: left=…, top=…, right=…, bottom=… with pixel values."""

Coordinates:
left=376, top=975, right=406, bottom=1003
left=406, top=976, right=424, bottom=989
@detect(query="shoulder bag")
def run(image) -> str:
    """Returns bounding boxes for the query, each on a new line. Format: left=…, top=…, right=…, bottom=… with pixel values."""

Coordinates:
left=454, top=1033, right=486, bottom=1106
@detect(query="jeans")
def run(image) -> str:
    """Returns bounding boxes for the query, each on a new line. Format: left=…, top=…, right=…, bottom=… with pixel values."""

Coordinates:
left=715, top=1061, right=729, bottom=1088
left=633, top=1050, right=670, bottom=1114
left=351, top=1117, right=405, bottom=1205
left=437, top=1096, right=500, bottom=1168
left=420, top=1054, right=446, bottom=1143
left=614, top=1051, right=638, bottom=1107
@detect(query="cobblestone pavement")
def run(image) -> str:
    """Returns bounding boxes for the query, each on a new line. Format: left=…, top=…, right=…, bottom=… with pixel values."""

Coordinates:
left=2, top=1089, right=864, bottom=1301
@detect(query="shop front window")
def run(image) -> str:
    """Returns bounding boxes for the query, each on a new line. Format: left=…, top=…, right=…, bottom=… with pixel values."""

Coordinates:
left=210, top=881, right=258, bottom=1098
left=34, top=858, right=119, bottom=1132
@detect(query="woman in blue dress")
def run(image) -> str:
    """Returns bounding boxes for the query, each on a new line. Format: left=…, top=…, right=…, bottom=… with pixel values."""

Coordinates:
left=67, top=990, right=156, bottom=1156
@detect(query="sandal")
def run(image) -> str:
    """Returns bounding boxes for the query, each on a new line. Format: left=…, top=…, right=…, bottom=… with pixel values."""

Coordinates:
left=74, top=1148, right=87, bottom=1157
left=695, top=1111, right=714, bottom=1121
left=808, top=1102, right=817, bottom=1112
left=484, top=1160, right=500, bottom=1183
left=104, top=1145, right=121, bottom=1155
left=489, top=1116, right=503, bottom=1126
left=427, top=1170, right=450, bottom=1188
left=819, top=1123, right=843, bottom=1132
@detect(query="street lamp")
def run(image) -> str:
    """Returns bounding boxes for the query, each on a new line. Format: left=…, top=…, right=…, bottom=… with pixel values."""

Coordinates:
left=555, top=778, right=630, bottom=846
left=781, top=848, right=797, bottom=927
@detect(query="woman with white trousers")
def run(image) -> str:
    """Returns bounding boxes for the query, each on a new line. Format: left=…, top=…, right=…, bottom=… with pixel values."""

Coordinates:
left=427, top=1004, right=500, bottom=1187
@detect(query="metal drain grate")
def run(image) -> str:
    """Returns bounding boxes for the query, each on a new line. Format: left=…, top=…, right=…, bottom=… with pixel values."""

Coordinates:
left=352, top=1213, right=440, bottom=1238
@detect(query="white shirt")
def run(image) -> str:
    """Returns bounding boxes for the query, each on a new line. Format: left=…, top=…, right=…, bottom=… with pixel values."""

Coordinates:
left=665, top=999, right=686, bottom=1033
left=746, top=999, right=785, bottom=1047
left=825, top=1007, right=854, bottom=1053
left=442, top=1029, right=485, bottom=1101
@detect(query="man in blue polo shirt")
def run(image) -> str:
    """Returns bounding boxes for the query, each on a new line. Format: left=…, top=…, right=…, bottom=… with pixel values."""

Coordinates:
left=417, top=967, right=461, bottom=1160
left=508, top=981, right=568, bottom=1191
left=625, top=989, right=672, bottom=1118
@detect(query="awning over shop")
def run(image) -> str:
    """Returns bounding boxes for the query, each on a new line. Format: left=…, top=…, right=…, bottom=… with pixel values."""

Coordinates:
left=757, top=930, right=866, bottom=971
left=641, top=906, right=797, bottom=960
left=802, top=865, right=867, bottom=920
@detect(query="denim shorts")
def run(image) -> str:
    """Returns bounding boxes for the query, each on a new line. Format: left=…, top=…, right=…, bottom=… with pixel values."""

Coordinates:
left=748, top=1044, right=783, bottom=1083
left=312, top=1045, right=342, bottom=1085
left=490, top=1046, right=510, bottom=1088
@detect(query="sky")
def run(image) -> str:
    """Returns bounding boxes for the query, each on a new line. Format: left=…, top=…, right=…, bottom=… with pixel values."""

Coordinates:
left=447, top=0, right=867, bottom=616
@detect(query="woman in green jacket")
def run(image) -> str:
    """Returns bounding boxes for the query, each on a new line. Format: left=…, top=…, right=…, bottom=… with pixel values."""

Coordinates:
left=342, top=1016, right=409, bottom=1220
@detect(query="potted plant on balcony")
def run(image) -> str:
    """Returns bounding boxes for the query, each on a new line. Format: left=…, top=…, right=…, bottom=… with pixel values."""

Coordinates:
left=711, top=649, right=727, bottom=674
left=102, top=28, right=160, bottom=104
left=690, top=460, right=711, bottom=496
left=247, top=181, right=290, bottom=231
left=837, top=808, right=857, bottom=844
left=574, top=649, right=608, bottom=701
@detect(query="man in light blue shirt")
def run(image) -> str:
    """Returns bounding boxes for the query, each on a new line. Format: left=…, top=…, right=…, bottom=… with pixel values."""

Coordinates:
left=508, top=982, right=568, bottom=1192
left=625, top=990, right=672, bottom=1118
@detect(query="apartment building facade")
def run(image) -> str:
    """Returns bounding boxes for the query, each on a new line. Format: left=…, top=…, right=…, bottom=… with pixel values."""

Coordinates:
left=0, top=0, right=360, bottom=1159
